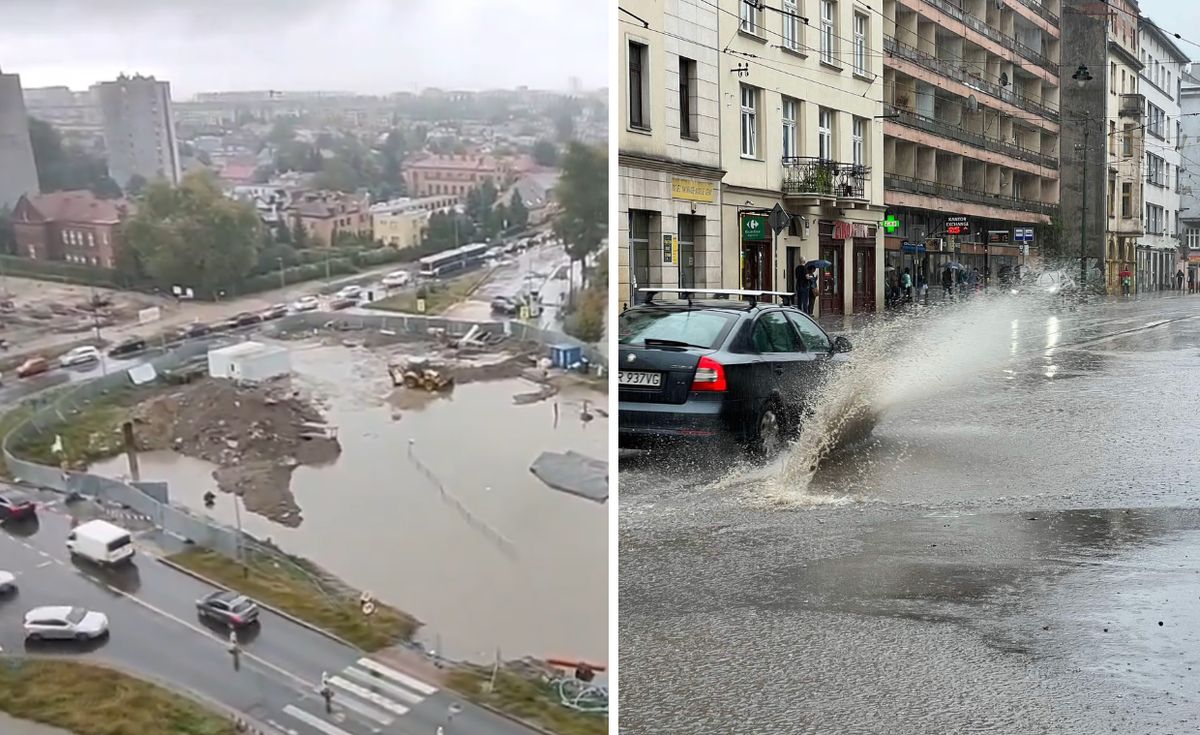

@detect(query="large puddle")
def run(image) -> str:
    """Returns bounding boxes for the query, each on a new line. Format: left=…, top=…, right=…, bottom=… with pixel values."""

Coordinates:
left=92, top=341, right=607, bottom=662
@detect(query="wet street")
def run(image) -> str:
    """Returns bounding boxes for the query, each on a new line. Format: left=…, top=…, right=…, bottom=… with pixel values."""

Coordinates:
left=619, top=293, right=1200, bottom=735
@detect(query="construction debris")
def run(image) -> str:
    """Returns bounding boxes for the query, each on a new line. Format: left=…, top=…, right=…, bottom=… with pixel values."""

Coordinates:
left=389, top=359, right=455, bottom=392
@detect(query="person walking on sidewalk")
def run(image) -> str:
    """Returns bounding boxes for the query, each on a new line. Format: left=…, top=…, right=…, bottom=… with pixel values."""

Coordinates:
left=795, top=263, right=816, bottom=315
left=901, top=268, right=913, bottom=303
left=1177, top=269, right=1185, bottom=291
left=941, top=266, right=954, bottom=301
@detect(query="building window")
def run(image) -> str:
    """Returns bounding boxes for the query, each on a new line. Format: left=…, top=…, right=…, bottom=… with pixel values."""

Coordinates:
left=679, top=57, right=697, bottom=140
left=740, top=84, right=759, bottom=158
left=628, top=41, right=649, bottom=130
left=782, top=0, right=800, bottom=51
left=630, top=210, right=654, bottom=299
left=852, top=116, right=866, bottom=167
left=818, top=107, right=834, bottom=161
left=820, top=0, right=836, bottom=65
left=1108, top=121, right=1116, bottom=156
left=853, top=13, right=868, bottom=75
left=1147, top=154, right=1164, bottom=186
left=739, top=0, right=761, bottom=35
left=678, top=215, right=703, bottom=289
left=782, top=97, right=798, bottom=158
left=1147, top=104, right=1166, bottom=138
left=1122, top=182, right=1133, bottom=218
left=1110, top=62, right=1116, bottom=93
left=1123, top=124, right=1134, bottom=157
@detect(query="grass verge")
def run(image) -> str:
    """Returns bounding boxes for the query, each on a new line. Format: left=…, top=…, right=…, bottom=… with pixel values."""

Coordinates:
left=372, top=270, right=492, bottom=315
left=446, top=667, right=607, bottom=735
left=0, top=658, right=238, bottom=735
left=167, top=547, right=419, bottom=651
left=8, top=388, right=140, bottom=468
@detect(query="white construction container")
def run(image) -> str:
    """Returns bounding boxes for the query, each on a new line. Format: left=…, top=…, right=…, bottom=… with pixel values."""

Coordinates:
left=207, top=341, right=291, bottom=382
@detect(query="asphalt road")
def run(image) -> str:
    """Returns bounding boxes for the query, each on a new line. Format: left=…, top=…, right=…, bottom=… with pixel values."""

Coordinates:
left=620, top=291, right=1200, bottom=735
left=0, top=497, right=537, bottom=735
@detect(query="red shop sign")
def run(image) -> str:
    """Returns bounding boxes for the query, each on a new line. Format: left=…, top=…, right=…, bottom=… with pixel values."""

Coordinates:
left=832, top=220, right=852, bottom=240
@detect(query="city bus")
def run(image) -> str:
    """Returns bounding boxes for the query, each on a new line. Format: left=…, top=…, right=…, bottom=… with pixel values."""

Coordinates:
left=418, top=243, right=489, bottom=278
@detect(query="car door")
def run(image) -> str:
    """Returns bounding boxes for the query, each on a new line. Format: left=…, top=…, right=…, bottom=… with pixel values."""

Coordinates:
left=38, top=618, right=67, bottom=638
left=748, top=310, right=813, bottom=425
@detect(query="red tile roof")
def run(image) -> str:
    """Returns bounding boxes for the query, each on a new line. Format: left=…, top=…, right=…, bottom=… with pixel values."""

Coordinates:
left=19, top=190, right=130, bottom=224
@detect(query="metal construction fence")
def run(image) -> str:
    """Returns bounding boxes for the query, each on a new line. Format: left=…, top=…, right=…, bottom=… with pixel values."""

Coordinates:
left=2, top=312, right=603, bottom=553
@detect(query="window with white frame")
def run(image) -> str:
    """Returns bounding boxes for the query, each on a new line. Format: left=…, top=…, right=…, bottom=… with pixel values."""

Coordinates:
left=820, top=0, right=836, bottom=65
left=852, top=116, right=866, bottom=167
left=782, top=0, right=800, bottom=51
left=818, top=107, right=833, bottom=160
left=741, top=84, right=759, bottom=158
left=1187, top=227, right=1200, bottom=249
left=853, top=13, right=868, bottom=75
left=1147, top=153, right=1165, bottom=186
left=739, top=0, right=761, bottom=35
left=782, top=97, right=798, bottom=158
left=628, top=41, right=649, bottom=130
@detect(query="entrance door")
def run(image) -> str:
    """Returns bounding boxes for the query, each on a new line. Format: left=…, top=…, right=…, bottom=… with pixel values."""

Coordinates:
left=741, top=242, right=773, bottom=293
left=819, top=241, right=844, bottom=315
left=852, top=243, right=875, bottom=312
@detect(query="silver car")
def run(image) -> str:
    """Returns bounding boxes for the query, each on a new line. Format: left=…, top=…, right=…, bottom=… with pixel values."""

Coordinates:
left=24, top=605, right=109, bottom=640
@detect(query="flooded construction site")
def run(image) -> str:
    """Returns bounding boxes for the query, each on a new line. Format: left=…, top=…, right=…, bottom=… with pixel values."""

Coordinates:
left=91, top=321, right=607, bottom=663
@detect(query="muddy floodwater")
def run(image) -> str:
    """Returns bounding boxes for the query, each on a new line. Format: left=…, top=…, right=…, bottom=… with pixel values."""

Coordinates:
left=94, top=341, right=607, bottom=662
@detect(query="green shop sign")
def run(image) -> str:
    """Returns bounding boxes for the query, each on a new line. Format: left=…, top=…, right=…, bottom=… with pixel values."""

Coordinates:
left=742, top=214, right=769, bottom=241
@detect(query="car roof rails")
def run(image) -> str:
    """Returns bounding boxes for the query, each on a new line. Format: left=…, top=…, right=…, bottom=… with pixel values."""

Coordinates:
left=637, top=288, right=796, bottom=308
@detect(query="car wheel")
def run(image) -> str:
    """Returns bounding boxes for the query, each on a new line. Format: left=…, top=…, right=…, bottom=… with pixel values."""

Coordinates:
left=749, top=402, right=786, bottom=457
left=28, top=632, right=40, bottom=641
left=75, top=632, right=89, bottom=641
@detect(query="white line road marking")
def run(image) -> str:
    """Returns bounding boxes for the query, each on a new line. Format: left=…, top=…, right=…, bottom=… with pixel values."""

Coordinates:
left=36, top=550, right=50, bottom=558
left=34, top=560, right=52, bottom=568
left=355, top=657, right=438, bottom=695
left=328, top=675, right=409, bottom=716
left=282, top=705, right=353, bottom=735
left=341, top=666, right=425, bottom=704
left=266, top=720, right=299, bottom=735
left=317, top=681, right=394, bottom=725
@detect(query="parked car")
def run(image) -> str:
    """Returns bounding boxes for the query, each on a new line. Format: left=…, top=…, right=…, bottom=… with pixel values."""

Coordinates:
left=66, top=519, right=134, bottom=566
left=490, top=296, right=518, bottom=316
left=0, top=570, right=14, bottom=594
left=108, top=338, right=147, bottom=358
left=329, top=297, right=356, bottom=311
left=260, top=304, right=289, bottom=321
left=16, top=357, right=50, bottom=378
left=291, top=296, right=320, bottom=312
left=0, top=494, right=37, bottom=521
left=24, top=606, right=109, bottom=640
left=177, top=322, right=211, bottom=339
left=335, top=285, right=362, bottom=300
left=196, top=590, right=260, bottom=629
left=59, top=345, right=100, bottom=367
left=618, top=290, right=852, bottom=455
left=212, top=316, right=240, bottom=332
left=381, top=270, right=410, bottom=288
left=233, top=311, right=263, bottom=327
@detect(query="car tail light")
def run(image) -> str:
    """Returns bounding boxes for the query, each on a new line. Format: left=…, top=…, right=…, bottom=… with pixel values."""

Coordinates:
left=691, top=356, right=727, bottom=392
left=229, top=616, right=241, bottom=625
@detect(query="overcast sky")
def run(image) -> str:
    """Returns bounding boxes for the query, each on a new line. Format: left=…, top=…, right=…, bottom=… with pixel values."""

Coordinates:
left=0, top=0, right=607, bottom=98
left=1139, top=0, right=1200, bottom=67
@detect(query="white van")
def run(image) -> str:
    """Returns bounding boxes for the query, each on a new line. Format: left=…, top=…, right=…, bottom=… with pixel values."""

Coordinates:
left=66, top=520, right=135, bottom=566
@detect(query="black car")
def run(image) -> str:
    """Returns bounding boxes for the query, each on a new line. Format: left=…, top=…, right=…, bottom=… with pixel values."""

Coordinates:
left=178, top=322, right=212, bottom=339
left=491, top=296, right=518, bottom=315
left=108, top=338, right=147, bottom=358
left=233, top=312, right=263, bottom=327
left=196, top=590, right=260, bottom=628
left=329, top=297, right=355, bottom=311
left=259, top=304, right=289, bottom=321
left=618, top=290, right=852, bottom=454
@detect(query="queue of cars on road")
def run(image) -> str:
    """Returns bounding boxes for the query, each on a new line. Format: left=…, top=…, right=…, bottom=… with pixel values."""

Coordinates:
left=0, top=500, right=265, bottom=643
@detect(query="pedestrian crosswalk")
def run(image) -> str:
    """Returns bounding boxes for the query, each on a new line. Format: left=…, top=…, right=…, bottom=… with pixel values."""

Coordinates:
left=271, top=658, right=440, bottom=735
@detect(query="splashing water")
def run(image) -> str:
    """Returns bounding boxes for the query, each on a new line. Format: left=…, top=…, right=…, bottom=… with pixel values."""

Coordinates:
left=767, top=295, right=1029, bottom=499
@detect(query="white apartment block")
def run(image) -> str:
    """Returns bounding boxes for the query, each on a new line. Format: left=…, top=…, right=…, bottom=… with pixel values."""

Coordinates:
left=619, top=0, right=724, bottom=308
left=0, top=68, right=39, bottom=210
left=1137, top=17, right=1188, bottom=292
left=720, top=0, right=885, bottom=315
left=93, top=74, right=182, bottom=188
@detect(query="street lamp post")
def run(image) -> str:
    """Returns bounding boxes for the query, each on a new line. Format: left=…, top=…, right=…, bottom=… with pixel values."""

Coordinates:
left=1073, top=64, right=1094, bottom=292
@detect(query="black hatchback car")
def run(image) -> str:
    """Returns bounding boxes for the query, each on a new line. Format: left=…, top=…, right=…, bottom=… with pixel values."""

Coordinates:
left=196, top=590, right=260, bottom=628
left=618, top=290, right=852, bottom=454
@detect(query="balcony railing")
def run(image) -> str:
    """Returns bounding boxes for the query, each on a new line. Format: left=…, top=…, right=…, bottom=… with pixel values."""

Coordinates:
left=884, top=172, right=1057, bottom=216
left=1120, top=93, right=1145, bottom=118
left=884, top=104, right=1058, bottom=170
left=782, top=157, right=869, bottom=200
left=1013, top=0, right=1059, bottom=26
left=919, top=0, right=1057, bottom=73
left=885, top=36, right=1059, bottom=122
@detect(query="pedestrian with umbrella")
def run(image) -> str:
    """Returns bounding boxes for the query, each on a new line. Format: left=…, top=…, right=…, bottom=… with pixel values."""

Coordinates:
left=804, top=259, right=828, bottom=315
left=1119, top=268, right=1132, bottom=297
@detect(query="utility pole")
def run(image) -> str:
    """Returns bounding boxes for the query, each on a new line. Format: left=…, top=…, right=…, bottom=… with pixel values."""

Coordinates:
left=233, top=493, right=246, bottom=577
left=277, top=257, right=285, bottom=290
left=1072, top=64, right=1094, bottom=292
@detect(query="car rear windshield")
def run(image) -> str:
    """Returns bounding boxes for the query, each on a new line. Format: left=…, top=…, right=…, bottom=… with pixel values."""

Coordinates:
left=619, top=309, right=735, bottom=349
left=106, top=535, right=131, bottom=552
left=231, top=598, right=255, bottom=613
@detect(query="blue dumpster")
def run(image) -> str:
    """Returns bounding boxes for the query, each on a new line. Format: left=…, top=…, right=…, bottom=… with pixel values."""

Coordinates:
left=549, top=343, right=583, bottom=369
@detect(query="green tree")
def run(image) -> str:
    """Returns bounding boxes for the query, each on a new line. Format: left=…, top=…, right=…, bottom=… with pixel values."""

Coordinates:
left=267, top=117, right=299, bottom=146
left=27, top=116, right=114, bottom=194
left=532, top=140, right=558, bottom=167
left=509, top=189, right=529, bottom=230
left=291, top=218, right=310, bottom=249
left=90, top=175, right=123, bottom=200
left=0, top=212, right=15, bottom=255
left=121, top=171, right=260, bottom=298
left=126, top=174, right=148, bottom=197
left=314, top=157, right=359, bottom=192
left=554, top=143, right=607, bottom=301
left=554, top=111, right=575, bottom=143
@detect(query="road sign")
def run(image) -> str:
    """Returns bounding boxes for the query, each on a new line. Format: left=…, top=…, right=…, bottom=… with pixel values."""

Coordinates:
left=769, top=203, right=790, bottom=235
left=742, top=214, right=769, bottom=241
left=416, top=298, right=427, bottom=313
left=138, top=306, right=161, bottom=324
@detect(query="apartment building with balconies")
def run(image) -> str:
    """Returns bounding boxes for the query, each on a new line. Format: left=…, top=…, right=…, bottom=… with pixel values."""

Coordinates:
left=618, top=0, right=724, bottom=308
left=1136, top=17, right=1187, bottom=292
left=882, top=0, right=1061, bottom=287
left=716, top=0, right=886, bottom=316
left=1060, top=0, right=1143, bottom=293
